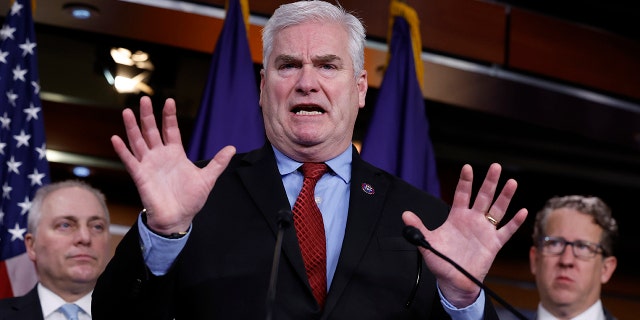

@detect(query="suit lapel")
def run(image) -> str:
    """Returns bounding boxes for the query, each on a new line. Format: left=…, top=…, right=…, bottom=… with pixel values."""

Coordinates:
left=8, top=285, right=44, bottom=319
left=238, top=145, right=395, bottom=312
left=236, top=144, right=310, bottom=288
left=324, top=148, right=390, bottom=314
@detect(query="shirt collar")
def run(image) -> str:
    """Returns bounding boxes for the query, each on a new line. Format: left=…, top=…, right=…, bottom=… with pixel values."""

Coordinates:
left=38, top=283, right=93, bottom=317
left=537, top=300, right=605, bottom=320
left=272, top=145, right=352, bottom=184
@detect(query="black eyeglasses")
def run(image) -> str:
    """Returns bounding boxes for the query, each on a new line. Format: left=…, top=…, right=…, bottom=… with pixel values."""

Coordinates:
left=539, top=236, right=604, bottom=259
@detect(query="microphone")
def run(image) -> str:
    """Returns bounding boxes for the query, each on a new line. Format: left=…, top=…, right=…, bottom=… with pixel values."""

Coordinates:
left=266, top=209, right=293, bottom=320
left=402, top=226, right=528, bottom=320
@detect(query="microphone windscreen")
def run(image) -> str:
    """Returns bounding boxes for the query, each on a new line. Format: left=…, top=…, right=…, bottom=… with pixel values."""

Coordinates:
left=277, top=209, right=293, bottom=229
left=403, top=226, right=431, bottom=249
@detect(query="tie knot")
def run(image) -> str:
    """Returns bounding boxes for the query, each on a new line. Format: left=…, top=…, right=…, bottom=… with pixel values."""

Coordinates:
left=59, top=303, right=81, bottom=320
left=300, top=162, right=328, bottom=181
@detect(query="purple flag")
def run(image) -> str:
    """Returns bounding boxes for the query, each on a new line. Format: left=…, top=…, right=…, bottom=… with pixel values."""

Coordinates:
left=0, top=0, right=51, bottom=298
left=187, top=0, right=264, bottom=161
left=361, top=13, right=440, bottom=197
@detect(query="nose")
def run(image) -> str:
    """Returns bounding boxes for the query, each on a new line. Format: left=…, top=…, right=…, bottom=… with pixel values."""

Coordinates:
left=295, top=64, right=318, bottom=95
left=74, top=225, right=92, bottom=245
left=558, top=243, right=576, bottom=265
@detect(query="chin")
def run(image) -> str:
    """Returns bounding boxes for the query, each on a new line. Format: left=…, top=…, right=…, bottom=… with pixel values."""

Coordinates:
left=548, top=292, right=578, bottom=305
left=69, top=269, right=99, bottom=282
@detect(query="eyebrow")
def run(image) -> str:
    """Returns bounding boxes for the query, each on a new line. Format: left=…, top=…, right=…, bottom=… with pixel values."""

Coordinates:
left=88, top=216, right=108, bottom=223
left=58, top=215, right=107, bottom=222
left=273, top=54, right=343, bottom=66
left=313, top=54, right=342, bottom=65
left=274, top=54, right=299, bottom=65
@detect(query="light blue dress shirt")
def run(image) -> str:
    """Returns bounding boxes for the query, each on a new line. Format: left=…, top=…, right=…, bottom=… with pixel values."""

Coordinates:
left=137, top=145, right=484, bottom=318
left=273, top=146, right=350, bottom=288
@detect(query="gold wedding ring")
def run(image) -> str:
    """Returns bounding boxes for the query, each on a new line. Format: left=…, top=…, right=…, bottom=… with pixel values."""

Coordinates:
left=485, top=214, right=499, bottom=226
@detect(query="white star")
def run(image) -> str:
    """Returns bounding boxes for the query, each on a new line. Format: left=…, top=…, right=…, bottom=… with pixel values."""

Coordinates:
left=6, top=90, right=18, bottom=106
left=36, top=143, right=47, bottom=159
left=28, top=168, right=46, bottom=186
left=18, top=196, right=31, bottom=215
left=19, top=38, right=36, bottom=57
left=6, top=156, right=22, bottom=174
left=31, top=80, right=40, bottom=94
left=14, top=129, right=31, bottom=147
left=13, top=64, right=27, bottom=82
left=8, top=223, right=27, bottom=241
left=0, top=210, right=4, bottom=224
left=0, top=141, right=5, bottom=155
left=0, top=50, right=9, bottom=64
left=0, top=112, right=11, bottom=129
left=10, top=1, right=23, bottom=16
left=24, top=103, right=40, bottom=121
left=2, top=182, right=12, bottom=199
left=0, top=24, right=16, bottom=41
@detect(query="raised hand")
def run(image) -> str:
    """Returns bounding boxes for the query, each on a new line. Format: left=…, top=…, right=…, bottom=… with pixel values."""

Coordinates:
left=111, top=96, right=236, bottom=235
left=402, top=163, right=528, bottom=307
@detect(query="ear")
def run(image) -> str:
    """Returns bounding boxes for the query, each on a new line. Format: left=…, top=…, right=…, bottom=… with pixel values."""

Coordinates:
left=529, top=246, right=538, bottom=276
left=25, top=233, right=36, bottom=262
left=259, top=69, right=266, bottom=107
left=356, top=70, right=368, bottom=109
left=600, top=256, right=617, bottom=284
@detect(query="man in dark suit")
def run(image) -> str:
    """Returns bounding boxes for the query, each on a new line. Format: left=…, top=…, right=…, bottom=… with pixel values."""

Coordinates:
left=0, top=180, right=111, bottom=320
left=92, top=1, right=528, bottom=319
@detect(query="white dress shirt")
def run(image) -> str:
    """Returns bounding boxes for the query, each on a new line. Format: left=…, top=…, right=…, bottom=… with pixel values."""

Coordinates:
left=38, top=283, right=92, bottom=320
left=537, top=299, right=606, bottom=320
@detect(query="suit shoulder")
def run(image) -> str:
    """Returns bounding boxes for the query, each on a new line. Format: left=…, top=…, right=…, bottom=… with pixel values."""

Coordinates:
left=355, top=159, right=449, bottom=228
left=0, top=288, right=41, bottom=316
left=359, top=159, right=445, bottom=206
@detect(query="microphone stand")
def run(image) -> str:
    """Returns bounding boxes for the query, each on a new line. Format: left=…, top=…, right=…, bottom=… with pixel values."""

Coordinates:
left=403, top=226, right=528, bottom=320
left=266, top=210, right=293, bottom=320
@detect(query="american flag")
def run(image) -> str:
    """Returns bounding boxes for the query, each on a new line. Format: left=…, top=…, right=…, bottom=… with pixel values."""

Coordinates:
left=0, top=0, right=50, bottom=298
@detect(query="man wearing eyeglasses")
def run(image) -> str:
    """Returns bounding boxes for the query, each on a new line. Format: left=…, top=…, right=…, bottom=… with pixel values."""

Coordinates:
left=528, top=195, right=619, bottom=320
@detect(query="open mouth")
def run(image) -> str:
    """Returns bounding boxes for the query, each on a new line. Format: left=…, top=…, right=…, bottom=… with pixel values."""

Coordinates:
left=292, top=105, right=325, bottom=115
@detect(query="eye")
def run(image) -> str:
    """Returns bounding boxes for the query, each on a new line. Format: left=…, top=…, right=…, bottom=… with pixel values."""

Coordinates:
left=319, top=64, right=337, bottom=70
left=546, top=238, right=563, bottom=247
left=90, top=222, right=107, bottom=233
left=278, top=63, right=298, bottom=70
left=574, top=241, right=591, bottom=251
left=316, top=63, right=339, bottom=77
left=55, top=220, right=74, bottom=232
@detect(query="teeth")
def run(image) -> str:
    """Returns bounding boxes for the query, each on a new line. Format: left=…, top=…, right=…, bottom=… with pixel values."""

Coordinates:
left=296, top=110, right=322, bottom=115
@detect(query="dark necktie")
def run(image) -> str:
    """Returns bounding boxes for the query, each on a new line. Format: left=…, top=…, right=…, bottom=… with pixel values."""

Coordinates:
left=292, top=162, right=328, bottom=307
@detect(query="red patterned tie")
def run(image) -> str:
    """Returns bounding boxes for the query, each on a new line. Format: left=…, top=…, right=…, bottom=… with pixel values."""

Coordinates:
left=292, top=162, right=328, bottom=307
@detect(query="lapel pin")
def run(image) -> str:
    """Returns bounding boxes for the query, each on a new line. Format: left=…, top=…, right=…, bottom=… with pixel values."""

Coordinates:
left=361, top=183, right=375, bottom=195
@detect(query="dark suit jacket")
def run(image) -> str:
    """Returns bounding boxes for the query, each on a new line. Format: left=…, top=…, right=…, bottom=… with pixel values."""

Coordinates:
left=93, top=144, right=500, bottom=319
left=0, top=286, right=44, bottom=320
